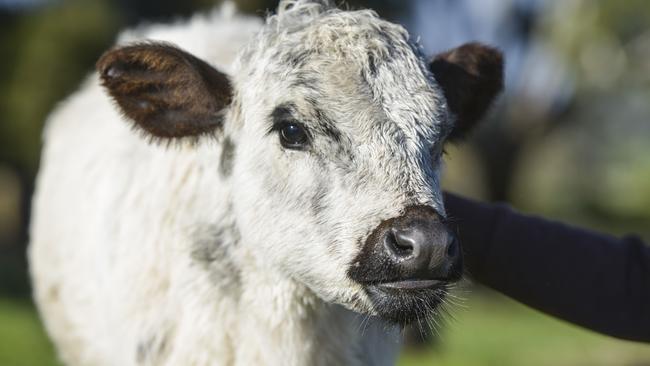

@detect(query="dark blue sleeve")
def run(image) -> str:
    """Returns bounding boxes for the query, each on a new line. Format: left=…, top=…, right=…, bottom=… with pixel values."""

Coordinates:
left=444, top=193, right=650, bottom=342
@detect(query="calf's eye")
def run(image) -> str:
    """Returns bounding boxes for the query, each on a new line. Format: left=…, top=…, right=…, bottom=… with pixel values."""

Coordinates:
left=278, top=122, right=309, bottom=150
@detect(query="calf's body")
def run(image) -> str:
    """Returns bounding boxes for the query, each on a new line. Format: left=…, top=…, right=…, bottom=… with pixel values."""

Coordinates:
left=30, top=2, right=503, bottom=365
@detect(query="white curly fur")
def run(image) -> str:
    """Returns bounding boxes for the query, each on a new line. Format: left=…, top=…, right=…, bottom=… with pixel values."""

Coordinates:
left=29, top=1, right=454, bottom=365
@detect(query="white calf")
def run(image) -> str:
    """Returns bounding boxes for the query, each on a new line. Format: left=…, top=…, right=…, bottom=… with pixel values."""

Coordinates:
left=30, top=1, right=503, bottom=365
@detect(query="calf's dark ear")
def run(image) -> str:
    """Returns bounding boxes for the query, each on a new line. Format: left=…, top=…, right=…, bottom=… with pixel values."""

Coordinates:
left=429, top=42, right=503, bottom=141
left=97, top=42, right=232, bottom=139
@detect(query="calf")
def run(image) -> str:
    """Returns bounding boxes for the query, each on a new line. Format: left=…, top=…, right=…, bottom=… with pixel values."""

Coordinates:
left=29, top=1, right=503, bottom=365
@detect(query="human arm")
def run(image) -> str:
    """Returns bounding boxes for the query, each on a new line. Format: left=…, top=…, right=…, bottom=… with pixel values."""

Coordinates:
left=444, top=192, right=650, bottom=342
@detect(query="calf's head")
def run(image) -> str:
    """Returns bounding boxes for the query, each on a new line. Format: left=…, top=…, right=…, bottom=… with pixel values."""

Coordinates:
left=97, top=1, right=502, bottom=325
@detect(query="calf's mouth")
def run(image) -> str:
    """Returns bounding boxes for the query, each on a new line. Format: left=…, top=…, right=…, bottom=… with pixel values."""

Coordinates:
left=348, top=205, right=463, bottom=324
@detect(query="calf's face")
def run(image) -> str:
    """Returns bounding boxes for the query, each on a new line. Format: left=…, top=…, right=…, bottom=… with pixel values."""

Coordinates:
left=97, top=12, right=502, bottom=325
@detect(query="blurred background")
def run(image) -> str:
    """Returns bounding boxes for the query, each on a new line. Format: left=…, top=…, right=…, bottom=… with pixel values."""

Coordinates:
left=0, top=0, right=649, bottom=365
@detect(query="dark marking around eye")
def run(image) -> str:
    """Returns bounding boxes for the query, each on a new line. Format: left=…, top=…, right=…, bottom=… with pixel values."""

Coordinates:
left=268, top=102, right=344, bottom=151
left=312, top=107, right=342, bottom=143
left=270, top=103, right=296, bottom=127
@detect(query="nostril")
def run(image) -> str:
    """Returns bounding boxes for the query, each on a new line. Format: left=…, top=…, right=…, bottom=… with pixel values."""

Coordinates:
left=446, top=238, right=459, bottom=258
left=386, top=229, right=414, bottom=257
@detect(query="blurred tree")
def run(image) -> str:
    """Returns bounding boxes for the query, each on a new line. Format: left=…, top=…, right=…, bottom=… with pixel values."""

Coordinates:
left=114, top=0, right=217, bottom=24
left=509, top=0, right=650, bottom=238
left=1, top=0, right=121, bottom=172
left=0, top=0, right=122, bottom=296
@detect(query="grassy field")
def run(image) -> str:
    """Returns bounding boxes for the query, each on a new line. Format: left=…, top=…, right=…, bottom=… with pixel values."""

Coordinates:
left=400, top=290, right=650, bottom=366
left=1, top=292, right=649, bottom=366
left=0, top=298, right=59, bottom=366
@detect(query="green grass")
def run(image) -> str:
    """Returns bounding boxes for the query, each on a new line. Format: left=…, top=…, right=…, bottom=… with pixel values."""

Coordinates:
left=0, top=298, right=59, bottom=366
left=1, top=294, right=649, bottom=366
left=399, top=290, right=650, bottom=366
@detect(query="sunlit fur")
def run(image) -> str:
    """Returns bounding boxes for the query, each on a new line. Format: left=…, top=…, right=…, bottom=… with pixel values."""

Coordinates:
left=29, top=1, right=457, bottom=365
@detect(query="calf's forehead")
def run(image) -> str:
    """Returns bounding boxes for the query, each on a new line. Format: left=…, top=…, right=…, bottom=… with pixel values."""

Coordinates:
left=304, top=53, right=451, bottom=148
left=239, top=9, right=452, bottom=145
